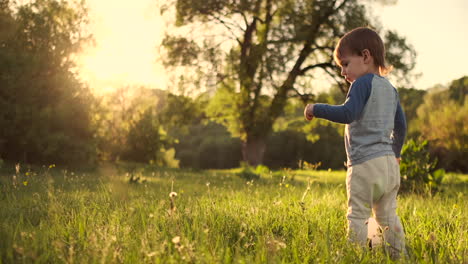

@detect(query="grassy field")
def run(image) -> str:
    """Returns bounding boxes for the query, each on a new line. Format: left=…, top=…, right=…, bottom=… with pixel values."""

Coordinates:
left=0, top=164, right=467, bottom=263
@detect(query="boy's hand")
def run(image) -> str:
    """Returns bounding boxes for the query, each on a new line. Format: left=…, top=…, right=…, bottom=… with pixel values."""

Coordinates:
left=304, top=104, right=314, bottom=121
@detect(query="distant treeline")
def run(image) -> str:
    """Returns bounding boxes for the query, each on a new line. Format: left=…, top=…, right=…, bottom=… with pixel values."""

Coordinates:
left=1, top=0, right=466, bottom=172
left=1, top=76, right=467, bottom=171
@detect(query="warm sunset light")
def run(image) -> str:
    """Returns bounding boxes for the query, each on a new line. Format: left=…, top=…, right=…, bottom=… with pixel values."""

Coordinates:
left=77, top=0, right=468, bottom=93
left=77, top=0, right=168, bottom=93
left=375, top=0, right=468, bottom=89
left=79, top=0, right=468, bottom=94
left=1, top=0, right=467, bottom=262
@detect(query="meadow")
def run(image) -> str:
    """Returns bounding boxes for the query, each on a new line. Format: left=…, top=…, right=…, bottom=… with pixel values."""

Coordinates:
left=0, top=164, right=467, bottom=263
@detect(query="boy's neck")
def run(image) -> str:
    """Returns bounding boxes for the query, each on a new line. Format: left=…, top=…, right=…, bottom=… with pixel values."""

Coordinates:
left=366, top=65, right=381, bottom=76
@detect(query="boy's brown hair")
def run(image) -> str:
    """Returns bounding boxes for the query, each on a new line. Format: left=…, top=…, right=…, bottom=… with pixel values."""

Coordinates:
left=333, top=27, right=391, bottom=75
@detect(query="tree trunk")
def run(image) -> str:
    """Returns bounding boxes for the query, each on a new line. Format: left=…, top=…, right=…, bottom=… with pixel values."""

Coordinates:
left=242, top=136, right=266, bottom=167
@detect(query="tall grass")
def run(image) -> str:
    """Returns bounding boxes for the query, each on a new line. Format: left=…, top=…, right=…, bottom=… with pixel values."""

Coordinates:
left=0, top=165, right=466, bottom=263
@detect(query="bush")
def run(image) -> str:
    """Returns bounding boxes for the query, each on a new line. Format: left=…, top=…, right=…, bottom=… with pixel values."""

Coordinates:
left=236, top=163, right=261, bottom=181
left=400, top=139, right=445, bottom=195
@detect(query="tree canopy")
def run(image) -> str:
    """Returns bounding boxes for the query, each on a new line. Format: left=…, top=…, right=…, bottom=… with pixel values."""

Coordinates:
left=0, top=0, right=95, bottom=165
left=162, top=0, right=416, bottom=165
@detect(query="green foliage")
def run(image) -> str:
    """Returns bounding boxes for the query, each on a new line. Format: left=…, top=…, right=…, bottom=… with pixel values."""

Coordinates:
left=161, top=36, right=201, bottom=66
left=397, top=87, right=426, bottom=136
left=236, top=163, right=261, bottom=181
left=237, top=164, right=273, bottom=181
left=123, top=109, right=169, bottom=164
left=413, top=84, right=468, bottom=172
left=163, top=0, right=417, bottom=165
left=254, top=164, right=271, bottom=176
left=265, top=93, right=346, bottom=170
left=400, top=139, right=445, bottom=195
left=447, top=76, right=468, bottom=105
left=206, top=85, right=244, bottom=139
left=384, top=30, right=417, bottom=85
left=175, top=122, right=242, bottom=169
left=0, top=0, right=95, bottom=166
left=158, top=93, right=205, bottom=136
left=93, top=87, right=187, bottom=168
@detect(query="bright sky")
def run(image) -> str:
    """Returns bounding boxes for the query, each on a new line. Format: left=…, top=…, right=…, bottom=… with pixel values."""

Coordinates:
left=77, top=0, right=468, bottom=93
left=376, top=0, right=468, bottom=89
left=77, top=0, right=167, bottom=93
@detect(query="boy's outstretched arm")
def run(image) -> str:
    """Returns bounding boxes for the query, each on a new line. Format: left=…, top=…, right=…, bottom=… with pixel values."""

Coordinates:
left=306, top=77, right=371, bottom=124
left=392, top=102, right=407, bottom=160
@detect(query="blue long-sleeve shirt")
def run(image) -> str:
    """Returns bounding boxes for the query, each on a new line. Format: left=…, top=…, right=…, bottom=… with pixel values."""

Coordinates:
left=313, top=74, right=407, bottom=165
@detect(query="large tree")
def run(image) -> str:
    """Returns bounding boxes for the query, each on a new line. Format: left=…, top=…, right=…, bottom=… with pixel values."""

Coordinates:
left=162, top=0, right=416, bottom=165
left=0, top=0, right=95, bottom=165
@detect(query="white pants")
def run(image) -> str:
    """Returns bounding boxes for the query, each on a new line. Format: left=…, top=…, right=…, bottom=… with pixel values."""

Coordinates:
left=346, top=155, right=405, bottom=257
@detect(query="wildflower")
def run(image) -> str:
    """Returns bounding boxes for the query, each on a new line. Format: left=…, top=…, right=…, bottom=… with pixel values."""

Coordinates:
left=23, top=181, right=28, bottom=186
left=49, top=164, right=56, bottom=169
left=169, top=192, right=178, bottom=213
left=172, top=236, right=181, bottom=244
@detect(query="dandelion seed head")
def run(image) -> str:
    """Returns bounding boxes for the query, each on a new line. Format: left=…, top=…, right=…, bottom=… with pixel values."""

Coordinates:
left=172, top=236, right=181, bottom=244
left=277, top=241, right=287, bottom=249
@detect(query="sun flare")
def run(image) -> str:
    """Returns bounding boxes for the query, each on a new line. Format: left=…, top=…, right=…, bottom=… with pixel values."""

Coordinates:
left=77, top=0, right=168, bottom=93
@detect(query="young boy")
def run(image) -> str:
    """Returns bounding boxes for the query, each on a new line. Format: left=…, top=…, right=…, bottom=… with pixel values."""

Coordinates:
left=304, top=27, right=407, bottom=258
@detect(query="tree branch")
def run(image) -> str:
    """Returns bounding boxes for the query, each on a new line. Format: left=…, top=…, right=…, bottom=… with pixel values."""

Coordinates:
left=209, top=14, right=242, bottom=45
left=299, top=62, right=333, bottom=75
left=323, top=66, right=348, bottom=94
left=289, top=86, right=315, bottom=105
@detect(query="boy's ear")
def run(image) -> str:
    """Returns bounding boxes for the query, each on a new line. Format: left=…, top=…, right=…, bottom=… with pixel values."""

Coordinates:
left=361, top=49, right=372, bottom=64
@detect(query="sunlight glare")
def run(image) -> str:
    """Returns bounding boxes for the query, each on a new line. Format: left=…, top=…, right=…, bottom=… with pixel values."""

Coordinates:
left=77, top=0, right=168, bottom=93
